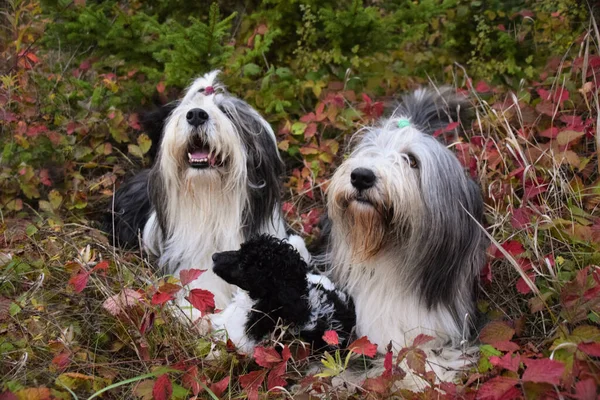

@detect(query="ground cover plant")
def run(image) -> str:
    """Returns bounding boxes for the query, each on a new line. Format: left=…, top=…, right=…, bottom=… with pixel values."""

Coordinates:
left=1, top=0, right=599, bottom=398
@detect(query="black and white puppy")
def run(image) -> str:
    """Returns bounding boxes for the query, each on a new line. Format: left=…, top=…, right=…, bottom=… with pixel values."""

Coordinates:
left=209, top=235, right=355, bottom=354
left=108, top=71, right=297, bottom=319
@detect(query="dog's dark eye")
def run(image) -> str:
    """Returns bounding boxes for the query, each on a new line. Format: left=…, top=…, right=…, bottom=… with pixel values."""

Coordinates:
left=406, top=154, right=418, bottom=168
left=198, top=88, right=205, bottom=93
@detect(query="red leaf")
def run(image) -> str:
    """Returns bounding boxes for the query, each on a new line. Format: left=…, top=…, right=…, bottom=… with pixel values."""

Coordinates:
left=151, top=291, right=174, bottom=305
left=152, top=374, right=172, bottom=400
left=480, top=262, right=493, bottom=285
left=480, top=321, right=515, bottom=345
left=489, top=353, right=520, bottom=372
left=66, top=122, right=78, bottom=135
left=496, top=240, right=525, bottom=257
left=412, top=334, right=435, bottom=347
left=475, top=81, right=491, bottom=93
left=92, top=260, right=109, bottom=273
left=362, top=376, right=389, bottom=394
left=253, top=346, right=282, bottom=368
left=179, top=269, right=205, bottom=286
left=444, top=122, right=460, bottom=132
left=157, top=282, right=182, bottom=295
left=552, top=87, right=569, bottom=104
left=577, top=342, right=600, bottom=357
left=493, top=341, right=520, bottom=352
left=239, top=370, right=266, bottom=400
left=139, top=312, right=155, bottom=335
left=0, top=391, right=18, bottom=400
left=516, top=273, right=535, bottom=294
left=51, top=352, right=71, bottom=370
left=522, top=358, right=565, bottom=385
left=524, top=184, right=548, bottom=200
left=304, top=123, right=317, bottom=139
left=209, top=376, right=230, bottom=397
left=69, top=272, right=90, bottom=293
left=267, top=361, right=287, bottom=390
left=182, top=366, right=201, bottom=396
left=348, top=336, right=378, bottom=357
left=322, top=330, right=339, bottom=346
left=383, top=349, right=393, bottom=376
left=281, top=345, right=291, bottom=362
left=39, top=169, right=52, bottom=186
left=186, top=289, right=215, bottom=314
left=476, top=376, right=519, bottom=400
left=26, top=52, right=39, bottom=63
left=511, top=207, right=531, bottom=229
left=574, top=378, right=596, bottom=400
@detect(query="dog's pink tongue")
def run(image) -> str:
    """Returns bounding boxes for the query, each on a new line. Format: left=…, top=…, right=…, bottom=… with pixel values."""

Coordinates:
left=190, top=149, right=210, bottom=159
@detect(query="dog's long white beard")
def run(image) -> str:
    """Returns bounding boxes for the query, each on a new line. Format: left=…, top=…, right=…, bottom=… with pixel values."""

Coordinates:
left=145, top=172, right=247, bottom=317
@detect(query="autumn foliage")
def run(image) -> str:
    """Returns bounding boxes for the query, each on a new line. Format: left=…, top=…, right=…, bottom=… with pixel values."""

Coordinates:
left=1, top=0, right=600, bottom=399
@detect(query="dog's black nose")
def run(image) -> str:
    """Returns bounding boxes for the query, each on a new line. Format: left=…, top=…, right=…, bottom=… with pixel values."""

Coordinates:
left=351, top=168, right=376, bottom=191
left=186, top=108, right=209, bottom=127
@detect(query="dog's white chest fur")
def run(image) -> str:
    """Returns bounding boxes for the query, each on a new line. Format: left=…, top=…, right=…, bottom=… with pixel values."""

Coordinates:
left=343, top=256, right=460, bottom=352
left=209, top=288, right=256, bottom=354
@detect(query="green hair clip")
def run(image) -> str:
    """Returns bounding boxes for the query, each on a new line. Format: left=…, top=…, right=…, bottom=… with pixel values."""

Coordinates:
left=397, top=119, right=410, bottom=128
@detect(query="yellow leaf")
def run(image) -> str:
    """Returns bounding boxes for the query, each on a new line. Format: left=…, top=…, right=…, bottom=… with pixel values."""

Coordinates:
left=278, top=140, right=289, bottom=151
left=556, top=130, right=585, bottom=146
left=128, top=144, right=144, bottom=158
left=137, top=133, right=152, bottom=154
left=16, top=387, right=51, bottom=400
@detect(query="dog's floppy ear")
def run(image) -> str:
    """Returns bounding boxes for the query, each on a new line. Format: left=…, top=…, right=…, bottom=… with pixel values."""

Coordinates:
left=220, top=98, right=284, bottom=238
left=139, top=102, right=178, bottom=164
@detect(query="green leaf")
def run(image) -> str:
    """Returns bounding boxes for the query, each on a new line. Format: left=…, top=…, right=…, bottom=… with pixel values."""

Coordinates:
left=243, top=63, right=261, bottom=76
left=275, top=67, right=292, bottom=80
left=291, top=122, right=306, bottom=136
left=9, top=302, right=21, bottom=317
left=25, top=224, right=38, bottom=237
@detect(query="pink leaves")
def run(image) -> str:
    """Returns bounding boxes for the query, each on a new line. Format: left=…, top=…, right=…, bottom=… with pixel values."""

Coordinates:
left=179, top=268, right=205, bottom=286
left=102, top=289, right=143, bottom=316
left=322, top=330, right=339, bottom=346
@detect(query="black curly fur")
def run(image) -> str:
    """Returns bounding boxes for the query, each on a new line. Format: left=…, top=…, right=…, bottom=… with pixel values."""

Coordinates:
left=213, top=234, right=355, bottom=351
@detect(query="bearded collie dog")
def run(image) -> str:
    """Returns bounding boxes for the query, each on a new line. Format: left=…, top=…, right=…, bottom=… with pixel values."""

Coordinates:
left=108, top=71, right=300, bottom=319
left=323, top=88, right=488, bottom=385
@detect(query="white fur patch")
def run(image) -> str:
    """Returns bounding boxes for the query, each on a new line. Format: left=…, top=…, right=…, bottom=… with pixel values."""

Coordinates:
left=209, top=288, right=257, bottom=354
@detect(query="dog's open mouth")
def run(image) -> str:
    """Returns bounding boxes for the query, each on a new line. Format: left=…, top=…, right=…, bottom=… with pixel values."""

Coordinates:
left=186, top=137, right=223, bottom=169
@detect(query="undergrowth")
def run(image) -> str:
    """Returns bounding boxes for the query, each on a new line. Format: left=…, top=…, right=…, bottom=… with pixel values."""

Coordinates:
left=1, top=0, right=599, bottom=399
